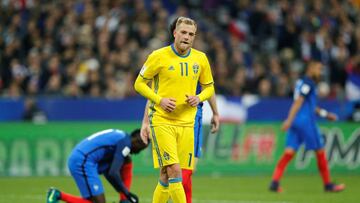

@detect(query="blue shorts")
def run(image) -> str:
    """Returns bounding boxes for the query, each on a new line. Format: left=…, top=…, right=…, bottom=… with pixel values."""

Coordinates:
left=194, top=112, right=203, bottom=158
left=286, top=123, right=324, bottom=151
left=68, top=150, right=104, bottom=198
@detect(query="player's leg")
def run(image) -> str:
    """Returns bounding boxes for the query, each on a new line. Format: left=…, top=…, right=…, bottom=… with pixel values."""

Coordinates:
left=318, top=150, right=345, bottom=192
left=120, top=157, right=133, bottom=202
left=181, top=169, right=192, bottom=203
left=182, top=113, right=202, bottom=203
left=305, top=126, right=345, bottom=192
left=167, top=163, right=187, bottom=203
left=62, top=152, right=105, bottom=203
left=193, top=112, right=203, bottom=171
left=89, top=194, right=106, bottom=203
left=46, top=152, right=88, bottom=203
left=154, top=126, right=195, bottom=203
left=269, top=127, right=299, bottom=192
left=161, top=125, right=195, bottom=203
left=150, top=125, right=185, bottom=202
left=153, top=167, right=170, bottom=203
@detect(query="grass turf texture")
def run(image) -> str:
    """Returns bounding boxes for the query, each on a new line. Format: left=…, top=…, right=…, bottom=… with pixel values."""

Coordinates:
left=0, top=175, right=358, bottom=203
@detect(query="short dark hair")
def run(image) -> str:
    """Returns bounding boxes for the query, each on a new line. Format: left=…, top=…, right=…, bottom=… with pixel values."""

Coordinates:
left=130, top=128, right=148, bottom=154
left=169, top=17, right=179, bottom=40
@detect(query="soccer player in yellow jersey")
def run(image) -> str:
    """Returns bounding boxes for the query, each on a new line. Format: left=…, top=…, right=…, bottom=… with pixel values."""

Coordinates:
left=134, top=17, right=214, bottom=203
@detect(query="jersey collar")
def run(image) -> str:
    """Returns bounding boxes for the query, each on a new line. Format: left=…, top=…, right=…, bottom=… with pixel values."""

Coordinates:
left=171, top=43, right=191, bottom=58
left=303, top=75, right=316, bottom=86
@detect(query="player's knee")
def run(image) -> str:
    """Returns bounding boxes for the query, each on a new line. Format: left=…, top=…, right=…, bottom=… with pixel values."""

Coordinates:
left=166, top=163, right=182, bottom=178
left=159, top=167, right=169, bottom=182
left=284, top=148, right=296, bottom=155
left=315, top=148, right=325, bottom=155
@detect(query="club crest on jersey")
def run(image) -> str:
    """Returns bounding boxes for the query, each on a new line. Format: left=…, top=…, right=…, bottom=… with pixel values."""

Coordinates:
left=168, top=66, right=175, bottom=71
left=192, top=63, right=199, bottom=74
left=163, top=151, right=170, bottom=161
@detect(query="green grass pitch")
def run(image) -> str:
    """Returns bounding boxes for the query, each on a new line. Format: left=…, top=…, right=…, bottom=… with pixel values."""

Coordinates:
left=0, top=174, right=359, bottom=203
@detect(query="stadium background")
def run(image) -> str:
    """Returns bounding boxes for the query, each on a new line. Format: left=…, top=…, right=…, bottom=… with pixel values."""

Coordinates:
left=0, top=0, right=360, bottom=202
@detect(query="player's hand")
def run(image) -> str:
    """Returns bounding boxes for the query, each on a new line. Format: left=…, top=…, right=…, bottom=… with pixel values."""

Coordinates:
left=126, top=192, right=139, bottom=203
left=185, top=95, right=200, bottom=107
left=327, top=112, right=338, bottom=121
left=160, top=98, right=176, bottom=112
left=281, top=119, right=291, bottom=131
left=140, top=122, right=150, bottom=144
left=211, top=114, right=220, bottom=133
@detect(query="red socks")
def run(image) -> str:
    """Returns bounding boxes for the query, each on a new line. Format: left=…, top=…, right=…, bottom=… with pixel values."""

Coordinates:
left=60, top=192, right=92, bottom=203
left=272, top=152, right=294, bottom=181
left=182, top=169, right=193, bottom=203
left=272, top=150, right=331, bottom=186
left=120, top=162, right=133, bottom=200
left=316, top=150, right=331, bottom=185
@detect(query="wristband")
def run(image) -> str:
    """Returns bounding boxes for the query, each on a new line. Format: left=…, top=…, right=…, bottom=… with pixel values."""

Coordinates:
left=319, top=109, right=328, bottom=118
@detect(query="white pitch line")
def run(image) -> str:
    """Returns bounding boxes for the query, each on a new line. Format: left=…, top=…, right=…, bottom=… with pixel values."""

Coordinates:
left=0, top=194, right=293, bottom=203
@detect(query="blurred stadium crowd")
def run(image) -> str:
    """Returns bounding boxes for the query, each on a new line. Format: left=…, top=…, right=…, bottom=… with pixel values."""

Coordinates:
left=1, top=0, right=360, bottom=100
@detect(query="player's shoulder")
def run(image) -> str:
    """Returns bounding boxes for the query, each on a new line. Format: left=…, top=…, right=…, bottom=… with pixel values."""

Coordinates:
left=297, top=77, right=314, bottom=95
left=191, top=48, right=207, bottom=57
left=301, top=76, right=316, bottom=88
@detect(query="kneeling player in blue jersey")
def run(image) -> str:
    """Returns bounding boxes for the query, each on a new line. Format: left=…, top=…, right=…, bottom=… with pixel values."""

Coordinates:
left=46, top=128, right=148, bottom=203
left=269, top=60, right=345, bottom=193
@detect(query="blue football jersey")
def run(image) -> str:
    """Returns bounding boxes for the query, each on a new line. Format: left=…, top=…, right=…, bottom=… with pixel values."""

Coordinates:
left=74, top=129, right=131, bottom=173
left=293, top=76, right=317, bottom=124
left=69, top=129, right=132, bottom=196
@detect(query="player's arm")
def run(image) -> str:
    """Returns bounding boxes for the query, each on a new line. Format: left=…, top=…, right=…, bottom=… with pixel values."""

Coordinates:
left=134, top=52, right=176, bottom=112
left=105, top=141, right=138, bottom=203
left=135, top=76, right=177, bottom=112
left=198, top=83, right=215, bottom=102
left=134, top=76, right=162, bottom=105
left=119, top=156, right=133, bottom=202
left=208, top=94, right=220, bottom=133
left=282, top=96, right=304, bottom=131
left=134, top=52, right=162, bottom=105
left=140, top=100, right=150, bottom=144
left=187, top=53, right=215, bottom=106
left=315, top=107, right=338, bottom=121
left=186, top=83, right=214, bottom=107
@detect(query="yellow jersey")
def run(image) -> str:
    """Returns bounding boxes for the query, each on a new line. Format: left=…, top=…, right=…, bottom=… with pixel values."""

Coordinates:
left=137, top=44, right=214, bottom=126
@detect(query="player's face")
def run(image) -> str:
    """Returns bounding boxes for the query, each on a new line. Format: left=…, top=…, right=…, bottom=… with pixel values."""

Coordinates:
left=173, top=23, right=196, bottom=54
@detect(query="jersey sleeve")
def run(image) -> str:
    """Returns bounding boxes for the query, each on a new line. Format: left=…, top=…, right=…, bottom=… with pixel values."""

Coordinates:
left=105, top=138, right=132, bottom=196
left=134, top=51, right=163, bottom=104
left=299, top=81, right=312, bottom=98
left=199, top=53, right=214, bottom=85
left=140, top=51, right=162, bottom=80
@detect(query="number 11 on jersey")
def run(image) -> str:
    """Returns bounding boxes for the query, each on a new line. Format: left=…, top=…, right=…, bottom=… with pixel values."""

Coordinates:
left=180, top=62, right=188, bottom=76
